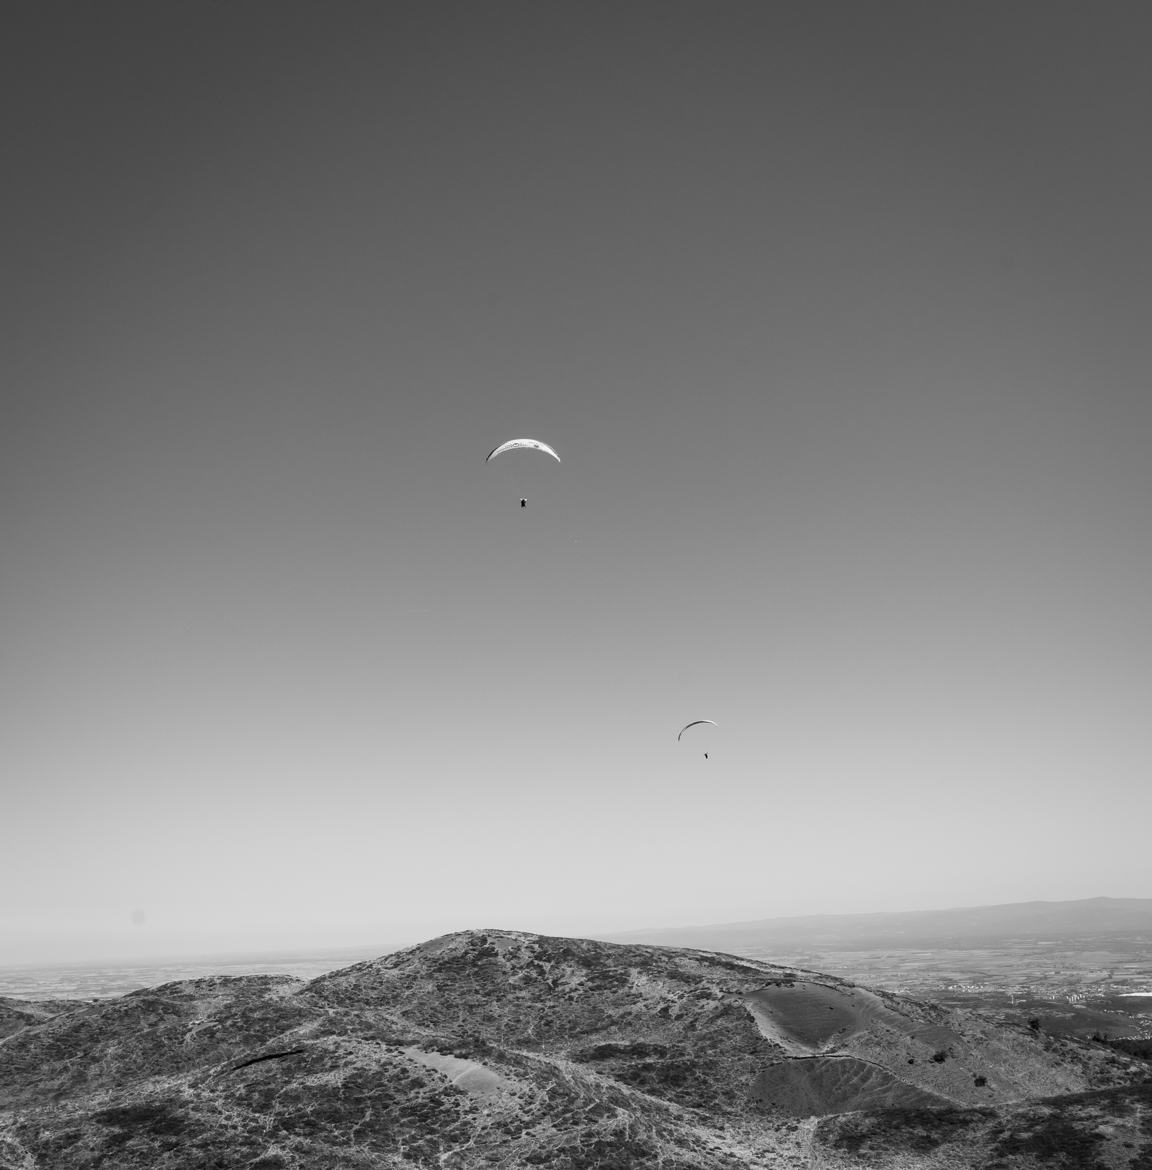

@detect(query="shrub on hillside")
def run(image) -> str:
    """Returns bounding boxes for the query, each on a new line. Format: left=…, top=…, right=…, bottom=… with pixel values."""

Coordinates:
left=1098, top=1036, right=1152, bottom=1060
left=829, top=1105, right=996, bottom=1156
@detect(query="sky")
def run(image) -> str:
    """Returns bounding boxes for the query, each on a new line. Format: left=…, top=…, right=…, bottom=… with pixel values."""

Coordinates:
left=3, top=1, right=1151, bottom=963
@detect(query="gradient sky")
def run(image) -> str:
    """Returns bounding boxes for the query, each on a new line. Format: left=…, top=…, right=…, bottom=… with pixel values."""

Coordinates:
left=4, top=1, right=1151, bottom=963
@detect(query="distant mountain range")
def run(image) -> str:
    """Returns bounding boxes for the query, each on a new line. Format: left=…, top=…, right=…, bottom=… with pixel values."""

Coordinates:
left=2, top=928, right=1151, bottom=1167
left=604, top=897, right=1152, bottom=953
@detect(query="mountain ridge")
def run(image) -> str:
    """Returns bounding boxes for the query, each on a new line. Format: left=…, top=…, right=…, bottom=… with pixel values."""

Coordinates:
left=604, top=897, right=1152, bottom=951
left=2, top=927, right=1151, bottom=1168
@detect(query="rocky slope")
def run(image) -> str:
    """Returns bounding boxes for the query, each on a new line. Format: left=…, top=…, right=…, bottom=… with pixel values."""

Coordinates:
left=1, top=930, right=1150, bottom=1168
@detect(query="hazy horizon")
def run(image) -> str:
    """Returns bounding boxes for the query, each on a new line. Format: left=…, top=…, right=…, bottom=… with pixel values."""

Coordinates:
left=5, top=893, right=1151, bottom=969
left=4, top=2, right=1151, bottom=966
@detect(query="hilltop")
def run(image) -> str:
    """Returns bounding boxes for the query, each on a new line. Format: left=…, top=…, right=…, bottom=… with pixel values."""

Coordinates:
left=2, top=929, right=1151, bottom=1167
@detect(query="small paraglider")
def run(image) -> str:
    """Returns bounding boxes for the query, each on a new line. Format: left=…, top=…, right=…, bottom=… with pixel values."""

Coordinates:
left=486, top=438, right=561, bottom=509
left=678, top=719, right=717, bottom=760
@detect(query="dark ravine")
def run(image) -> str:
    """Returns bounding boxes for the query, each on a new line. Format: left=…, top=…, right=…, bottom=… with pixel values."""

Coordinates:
left=1, top=929, right=1151, bottom=1168
left=225, top=1048, right=309, bottom=1074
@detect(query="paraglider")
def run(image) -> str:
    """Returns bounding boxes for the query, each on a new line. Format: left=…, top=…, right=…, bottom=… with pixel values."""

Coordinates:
left=486, top=438, right=560, bottom=508
left=485, top=438, right=561, bottom=463
left=678, top=719, right=717, bottom=759
left=677, top=720, right=717, bottom=740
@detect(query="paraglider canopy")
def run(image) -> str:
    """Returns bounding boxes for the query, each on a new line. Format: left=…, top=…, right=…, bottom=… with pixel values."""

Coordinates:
left=486, top=438, right=561, bottom=463
left=677, top=719, right=717, bottom=741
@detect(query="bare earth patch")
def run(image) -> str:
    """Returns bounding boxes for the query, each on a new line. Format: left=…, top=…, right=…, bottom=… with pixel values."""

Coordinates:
left=744, top=982, right=866, bottom=1050
left=401, top=1046, right=509, bottom=1098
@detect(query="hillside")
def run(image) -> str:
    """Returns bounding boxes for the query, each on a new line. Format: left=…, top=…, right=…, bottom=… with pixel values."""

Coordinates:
left=2, top=930, right=1151, bottom=1168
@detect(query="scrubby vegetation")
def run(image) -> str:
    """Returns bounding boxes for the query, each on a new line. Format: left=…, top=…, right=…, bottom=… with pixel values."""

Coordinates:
left=1092, top=1034, right=1152, bottom=1060
left=826, top=1105, right=996, bottom=1156
left=989, top=1108, right=1108, bottom=1167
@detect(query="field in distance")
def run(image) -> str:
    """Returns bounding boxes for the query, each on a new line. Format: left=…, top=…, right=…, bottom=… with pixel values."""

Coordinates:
left=606, top=897, right=1152, bottom=1041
